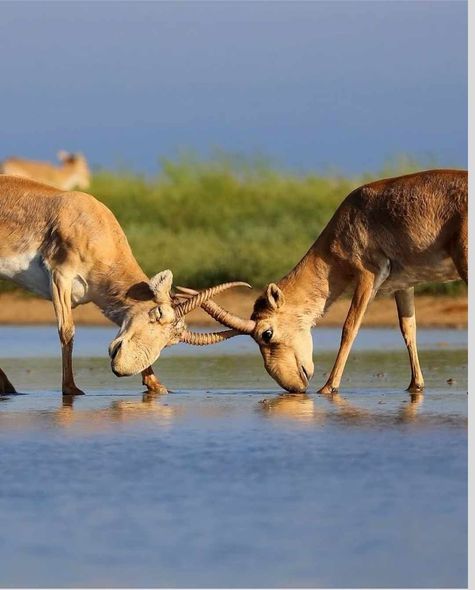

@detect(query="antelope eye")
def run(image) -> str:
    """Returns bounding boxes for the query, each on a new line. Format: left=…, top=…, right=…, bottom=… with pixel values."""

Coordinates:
left=262, top=328, right=273, bottom=343
left=149, top=308, right=160, bottom=323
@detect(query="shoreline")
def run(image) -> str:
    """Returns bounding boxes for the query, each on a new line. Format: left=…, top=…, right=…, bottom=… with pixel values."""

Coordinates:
left=0, top=291, right=467, bottom=329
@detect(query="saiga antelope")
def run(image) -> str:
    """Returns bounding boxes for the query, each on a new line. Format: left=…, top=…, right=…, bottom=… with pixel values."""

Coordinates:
left=182, top=170, right=468, bottom=394
left=1, top=151, right=91, bottom=191
left=0, top=175, right=244, bottom=395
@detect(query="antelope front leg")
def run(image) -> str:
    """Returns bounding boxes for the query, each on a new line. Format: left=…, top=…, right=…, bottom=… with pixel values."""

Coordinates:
left=395, top=288, right=424, bottom=392
left=141, top=366, right=168, bottom=394
left=51, top=270, right=84, bottom=396
left=318, top=271, right=378, bottom=394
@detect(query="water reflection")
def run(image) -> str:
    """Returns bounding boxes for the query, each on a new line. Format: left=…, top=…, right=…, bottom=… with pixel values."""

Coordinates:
left=258, top=391, right=434, bottom=428
left=397, top=393, right=424, bottom=423
left=0, top=391, right=178, bottom=433
left=321, top=391, right=370, bottom=421
left=321, top=391, right=425, bottom=426
left=258, top=394, right=321, bottom=423
left=0, top=387, right=466, bottom=434
left=58, top=392, right=178, bottom=431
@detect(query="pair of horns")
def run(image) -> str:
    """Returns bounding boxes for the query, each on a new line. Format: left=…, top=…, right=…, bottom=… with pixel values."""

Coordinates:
left=180, top=328, right=241, bottom=345
left=173, top=281, right=251, bottom=319
left=175, top=286, right=256, bottom=346
left=172, top=281, right=253, bottom=346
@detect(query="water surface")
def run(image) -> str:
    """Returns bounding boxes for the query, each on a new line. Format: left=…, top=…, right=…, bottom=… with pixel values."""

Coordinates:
left=0, top=327, right=467, bottom=588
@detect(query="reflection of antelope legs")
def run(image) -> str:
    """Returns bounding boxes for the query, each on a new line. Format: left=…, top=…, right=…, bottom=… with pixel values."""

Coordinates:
left=108, top=392, right=176, bottom=420
left=321, top=392, right=370, bottom=422
left=322, top=391, right=424, bottom=425
left=397, top=393, right=424, bottom=423
left=54, top=393, right=177, bottom=430
left=259, top=391, right=425, bottom=426
left=55, top=394, right=75, bottom=426
left=259, top=392, right=370, bottom=425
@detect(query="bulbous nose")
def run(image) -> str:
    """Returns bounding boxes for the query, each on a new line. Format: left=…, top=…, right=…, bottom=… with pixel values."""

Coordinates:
left=109, top=340, right=122, bottom=361
left=275, top=372, right=309, bottom=394
left=277, top=362, right=314, bottom=393
left=301, top=364, right=314, bottom=382
left=300, top=365, right=311, bottom=385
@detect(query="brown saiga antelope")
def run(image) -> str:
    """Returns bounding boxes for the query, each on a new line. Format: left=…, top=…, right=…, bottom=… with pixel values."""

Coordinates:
left=182, top=170, right=467, bottom=394
left=1, top=151, right=91, bottom=191
left=0, top=175, right=245, bottom=395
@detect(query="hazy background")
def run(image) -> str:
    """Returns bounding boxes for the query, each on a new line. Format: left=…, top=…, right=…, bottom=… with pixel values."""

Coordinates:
left=0, top=0, right=467, bottom=174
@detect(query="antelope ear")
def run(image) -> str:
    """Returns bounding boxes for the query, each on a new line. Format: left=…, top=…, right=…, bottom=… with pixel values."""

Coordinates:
left=149, top=269, right=173, bottom=303
left=266, top=283, right=285, bottom=310
left=57, top=150, right=70, bottom=162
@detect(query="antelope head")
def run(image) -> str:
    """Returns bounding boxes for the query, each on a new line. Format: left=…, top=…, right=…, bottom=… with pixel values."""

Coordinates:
left=177, top=282, right=315, bottom=392
left=109, top=270, right=248, bottom=377
left=57, top=150, right=91, bottom=189
left=250, top=284, right=315, bottom=392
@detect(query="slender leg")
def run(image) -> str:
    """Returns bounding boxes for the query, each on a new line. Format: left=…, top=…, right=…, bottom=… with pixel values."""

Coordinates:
left=141, top=366, right=168, bottom=394
left=318, top=274, right=375, bottom=393
left=0, top=368, right=16, bottom=394
left=51, top=269, right=84, bottom=395
left=318, top=263, right=389, bottom=394
left=394, top=288, right=424, bottom=392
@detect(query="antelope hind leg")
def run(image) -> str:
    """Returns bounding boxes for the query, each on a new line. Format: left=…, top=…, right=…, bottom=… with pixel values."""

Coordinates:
left=394, top=287, right=424, bottom=392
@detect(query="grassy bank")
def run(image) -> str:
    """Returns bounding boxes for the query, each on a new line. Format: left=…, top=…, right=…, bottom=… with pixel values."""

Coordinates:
left=1, top=154, right=466, bottom=295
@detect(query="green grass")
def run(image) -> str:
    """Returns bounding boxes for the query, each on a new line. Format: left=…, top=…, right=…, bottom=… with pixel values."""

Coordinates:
left=0, top=153, right=466, bottom=296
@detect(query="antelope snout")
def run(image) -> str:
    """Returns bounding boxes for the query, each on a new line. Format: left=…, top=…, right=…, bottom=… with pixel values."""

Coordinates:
left=268, top=362, right=314, bottom=393
left=299, top=364, right=314, bottom=387
left=109, top=340, right=122, bottom=361
left=109, top=338, right=136, bottom=377
left=285, top=356, right=314, bottom=393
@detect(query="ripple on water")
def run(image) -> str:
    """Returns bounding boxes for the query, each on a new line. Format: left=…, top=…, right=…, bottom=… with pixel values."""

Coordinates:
left=0, top=328, right=468, bottom=587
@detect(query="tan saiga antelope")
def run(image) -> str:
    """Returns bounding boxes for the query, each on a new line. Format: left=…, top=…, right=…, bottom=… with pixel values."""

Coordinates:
left=0, top=175, right=246, bottom=395
left=1, top=151, right=91, bottom=191
left=181, top=170, right=468, bottom=394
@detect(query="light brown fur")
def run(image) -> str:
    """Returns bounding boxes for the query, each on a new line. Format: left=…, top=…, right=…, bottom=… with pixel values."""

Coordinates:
left=203, top=170, right=468, bottom=393
left=0, top=175, right=236, bottom=395
left=1, top=151, right=90, bottom=191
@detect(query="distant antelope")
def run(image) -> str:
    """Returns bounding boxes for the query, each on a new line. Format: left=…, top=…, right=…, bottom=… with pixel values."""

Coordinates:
left=1, top=151, right=91, bottom=191
left=0, top=175, right=244, bottom=395
left=182, top=170, right=468, bottom=393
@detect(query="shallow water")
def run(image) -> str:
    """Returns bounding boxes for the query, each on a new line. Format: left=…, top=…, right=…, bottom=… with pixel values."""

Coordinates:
left=0, top=327, right=467, bottom=588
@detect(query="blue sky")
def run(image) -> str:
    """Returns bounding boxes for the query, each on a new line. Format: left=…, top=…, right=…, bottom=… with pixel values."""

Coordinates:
left=0, top=1, right=467, bottom=174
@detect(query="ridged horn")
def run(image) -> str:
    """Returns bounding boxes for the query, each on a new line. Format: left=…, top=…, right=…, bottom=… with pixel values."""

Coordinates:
left=180, top=329, right=241, bottom=345
left=174, top=281, right=251, bottom=319
left=176, top=286, right=256, bottom=334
